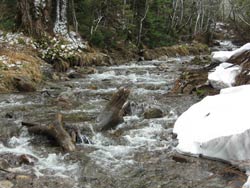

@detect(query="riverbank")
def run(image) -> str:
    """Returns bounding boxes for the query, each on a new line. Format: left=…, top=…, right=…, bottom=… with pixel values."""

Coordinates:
left=0, top=30, right=210, bottom=93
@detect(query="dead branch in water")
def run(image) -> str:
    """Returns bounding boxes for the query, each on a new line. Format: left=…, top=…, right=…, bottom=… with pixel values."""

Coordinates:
left=22, top=114, right=75, bottom=152
left=96, top=87, right=130, bottom=131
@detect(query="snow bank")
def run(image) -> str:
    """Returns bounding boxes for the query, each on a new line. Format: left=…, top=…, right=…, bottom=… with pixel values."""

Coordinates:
left=174, top=85, right=250, bottom=187
left=208, top=43, right=250, bottom=89
left=208, top=62, right=241, bottom=89
left=212, top=43, right=250, bottom=62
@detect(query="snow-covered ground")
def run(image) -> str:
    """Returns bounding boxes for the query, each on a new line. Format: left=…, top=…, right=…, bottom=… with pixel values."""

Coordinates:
left=208, top=62, right=241, bottom=89
left=212, top=43, right=250, bottom=62
left=208, top=43, right=250, bottom=89
left=173, top=85, right=250, bottom=188
left=173, top=42, right=250, bottom=187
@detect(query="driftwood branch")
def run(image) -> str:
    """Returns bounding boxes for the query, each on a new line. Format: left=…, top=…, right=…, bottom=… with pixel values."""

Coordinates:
left=96, top=88, right=130, bottom=131
left=22, top=114, right=75, bottom=152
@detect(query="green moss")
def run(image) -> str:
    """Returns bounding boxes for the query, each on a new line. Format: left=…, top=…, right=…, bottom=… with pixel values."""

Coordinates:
left=196, top=89, right=206, bottom=97
left=17, top=37, right=26, bottom=45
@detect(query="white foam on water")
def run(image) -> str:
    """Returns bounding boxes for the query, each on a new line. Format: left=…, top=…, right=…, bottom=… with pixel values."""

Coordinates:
left=88, top=114, right=176, bottom=171
left=89, top=70, right=167, bottom=85
left=74, top=87, right=117, bottom=94
left=87, top=132, right=137, bottom=171
left=89, top=70, right=117, bottom=80
left=0, top=94, right=38, bottom=108
left=61, top=109, right=97, bottom=114
left=133, top=88, right=166, bottom=95
left=124, top=123, right=167, bottom=147
left=88, top=144, right=135, bottom=171
left=0, top=130, right=78, bottom=178
left=108, top=63, right=156, bottom=69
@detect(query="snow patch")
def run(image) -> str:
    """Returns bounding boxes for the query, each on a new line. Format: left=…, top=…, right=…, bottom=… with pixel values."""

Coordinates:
left=212, top=43, right=250, bottom=62
left=208, top=62, right=241, bottom=89
left=173, top=84, right=250, bottom=186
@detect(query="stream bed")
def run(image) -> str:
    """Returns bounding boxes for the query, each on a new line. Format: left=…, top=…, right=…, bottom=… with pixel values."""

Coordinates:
left=0, top=56, right=246, bottom=188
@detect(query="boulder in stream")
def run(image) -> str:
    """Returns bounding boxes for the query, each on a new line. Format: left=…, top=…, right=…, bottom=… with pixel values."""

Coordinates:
left=143, top=108, right=164, bottom=119
left=13, top=76, right=36, bottom=92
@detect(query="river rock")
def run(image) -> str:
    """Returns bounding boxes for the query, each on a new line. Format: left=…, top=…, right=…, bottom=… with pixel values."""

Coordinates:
left=19, top=154, right=37, bottom=165
left=77, top=67, right=97, bottom=74
left=68, top=72, right=85, bottom=79
left=0, top=158, right=10, bottom=169
left=13, top=76, right=36, bottom=92
left=143, top=108, right=164, bottom=119
left=0, top=180, right=14, bottom=188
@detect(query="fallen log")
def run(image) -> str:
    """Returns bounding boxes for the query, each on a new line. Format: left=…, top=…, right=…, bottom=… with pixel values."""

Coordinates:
left=22, top=114, right=75, bottom=152
left=96, top=87, right=130, bottom=131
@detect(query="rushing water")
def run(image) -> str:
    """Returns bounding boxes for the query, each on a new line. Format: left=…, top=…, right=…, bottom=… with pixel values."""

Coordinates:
left=0, top=57, right=246, bottom=187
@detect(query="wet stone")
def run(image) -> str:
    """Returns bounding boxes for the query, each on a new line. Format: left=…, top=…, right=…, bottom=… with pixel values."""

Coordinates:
left=143, top=108, right=164, bottom=119
left=0, top=159, right=9, bottom=169
left=68, top=72, right=85, bottom=79
left=172, top=155, right=189, bottom=163
left=13, top=76, right=36, bottom=92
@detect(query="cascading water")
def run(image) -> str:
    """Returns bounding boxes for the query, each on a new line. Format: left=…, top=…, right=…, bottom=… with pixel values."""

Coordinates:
left=0, top=53, right=243, bottom=187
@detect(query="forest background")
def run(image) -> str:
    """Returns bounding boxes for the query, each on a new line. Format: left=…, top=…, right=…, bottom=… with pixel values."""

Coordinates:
left=1, top=0, right=250, bottom=50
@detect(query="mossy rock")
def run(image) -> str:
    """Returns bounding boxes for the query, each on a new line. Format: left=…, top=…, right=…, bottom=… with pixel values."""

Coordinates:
left=13, top=76, right=36, bottom=92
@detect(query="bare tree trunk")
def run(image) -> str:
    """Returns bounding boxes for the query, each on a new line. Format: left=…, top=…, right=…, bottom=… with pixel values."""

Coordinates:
left=71, top=0, right=78, bottom=33
left=17, top=0, right=33, bottom=35
left=96, top=88, right=130, bottom=131
left=17, top=0, right=53, bottom=36
left=53, top=0, right=68, bottom=35
left=137, top=0, right=149, bottom=47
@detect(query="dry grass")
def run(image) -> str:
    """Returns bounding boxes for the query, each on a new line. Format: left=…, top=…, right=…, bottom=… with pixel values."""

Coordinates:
left=0, top=48, right=43, bottom=93
left=144, top=42, right=209, bottom=60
